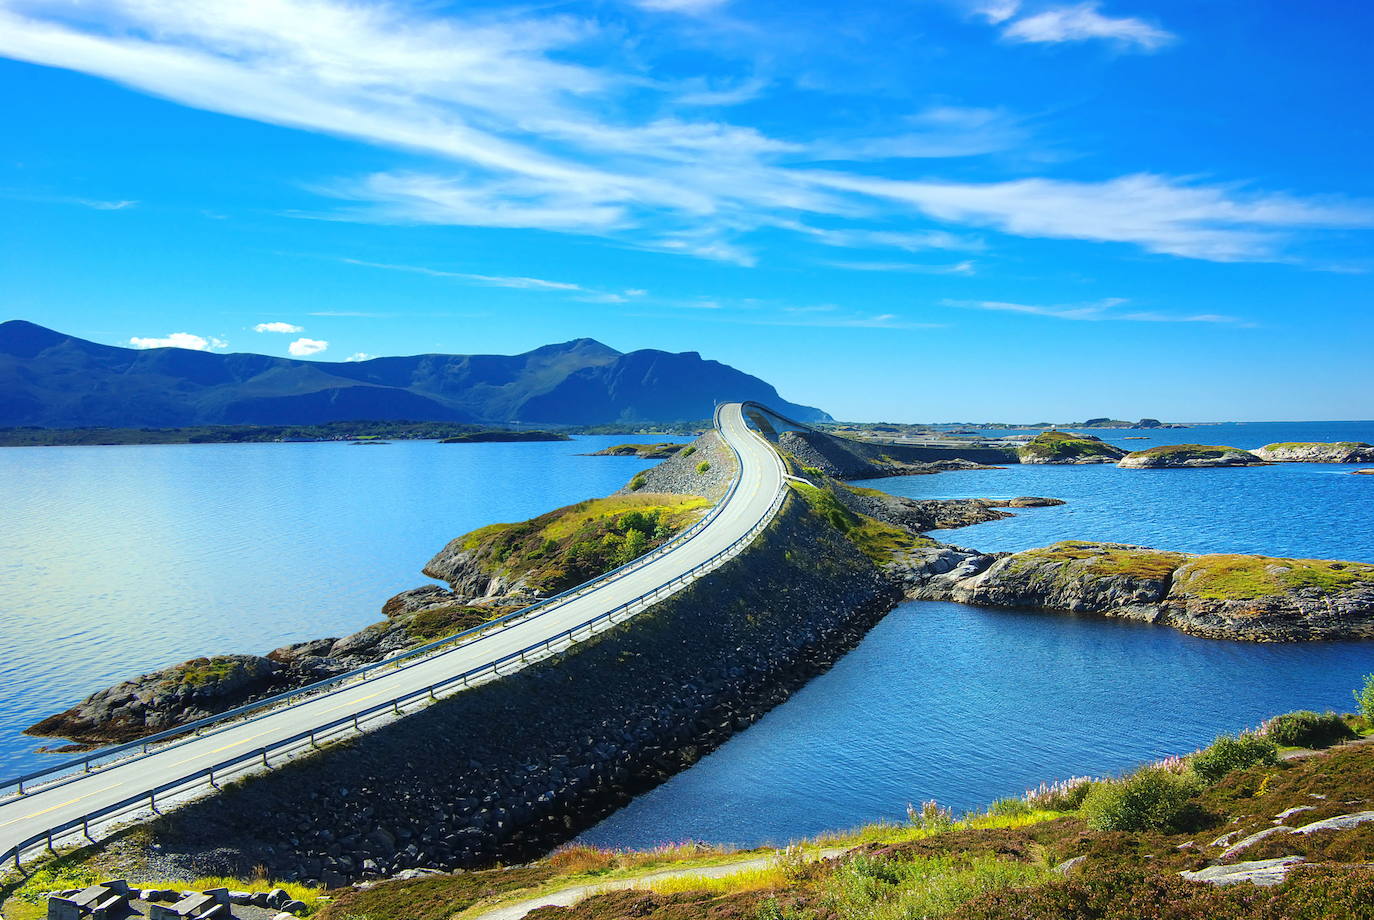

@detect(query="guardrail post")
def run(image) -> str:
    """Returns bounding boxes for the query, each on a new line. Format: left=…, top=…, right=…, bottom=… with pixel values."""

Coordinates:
left=309, top=731, right=317, bottom=749
left=16, top=778, right=23, bottom=795
left=353, top=714, right=360, bottom=731
left=208, top=768, right=217, bottom=789
left=46, top=831, right=54, bottom=853
left=261, top=748, right=269, bottom=766
left=83, top=819, right=93, bottom=842
left=149, top=791, right=158, bottom=813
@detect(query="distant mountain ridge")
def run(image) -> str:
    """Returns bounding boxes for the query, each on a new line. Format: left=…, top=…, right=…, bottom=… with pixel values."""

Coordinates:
left=0, top=320, right=830, bottom=428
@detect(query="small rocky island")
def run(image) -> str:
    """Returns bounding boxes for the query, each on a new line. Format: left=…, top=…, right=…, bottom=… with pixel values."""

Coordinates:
left=1017, top=431, right=1126, bottom=464
left=1118, top=444, right=1266, bottom=468
left=1255, top=441, right=1374, bottom=463
left=585, top=442, right=687, bottom=459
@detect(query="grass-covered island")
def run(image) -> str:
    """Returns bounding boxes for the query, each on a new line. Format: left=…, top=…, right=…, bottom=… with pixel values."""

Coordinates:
left=586, top=443, right=689, bottom=459
left=13, top=694, right=1374, bottom=920
left=1118, top=444, right=1265, bottom=468
left=1016, top=431, right=1126, bottom=464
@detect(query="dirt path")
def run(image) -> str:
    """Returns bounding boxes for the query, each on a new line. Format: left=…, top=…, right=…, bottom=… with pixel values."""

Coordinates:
left=470, top=848, right=846, bottom=920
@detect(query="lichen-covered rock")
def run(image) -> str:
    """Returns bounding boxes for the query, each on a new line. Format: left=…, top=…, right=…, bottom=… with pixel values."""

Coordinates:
left=949, top=542, right=1186, bottom=622
left=831, top=484, right=1016, bottom=532
left=1017, top=431, right=1126, bottom=464
left=26, top=655, right=283, bottom=745
left=1254, top=442, right=1374, bottom=463
left=1118, top=444, right=1265, bottom=468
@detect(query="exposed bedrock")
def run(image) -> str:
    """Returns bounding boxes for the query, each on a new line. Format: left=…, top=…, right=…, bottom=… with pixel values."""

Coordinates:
left=899, top=540, right=1374, bottom=641
left=1254, top=441, right=1374, bottom=463
left=136, top=494, right=902, bottom=884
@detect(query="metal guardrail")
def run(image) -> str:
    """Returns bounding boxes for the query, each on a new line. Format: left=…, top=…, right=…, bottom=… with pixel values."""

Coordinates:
left=1, top=405, right=742, bottom=802
left=2, top=403, right=788, bottom=871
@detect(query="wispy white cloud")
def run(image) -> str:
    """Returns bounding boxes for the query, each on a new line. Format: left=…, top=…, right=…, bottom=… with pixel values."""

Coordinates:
left=129, top=331, right=228, bottom=350
left=946, top=297, right=1248, bottom=324
left=340, top=257, right=646, bottom=300
left=630, top=0, right=730, bottom=14
left=254, top=321, right=304, bottom=333
left=817, top=106, right=1026, bottom=160
left=288, top=337, right=329, bottom=356
left=77, top=198, right=137, bottom=210
left=804, top=172, right=1372, bottom=261
left=0, top=0, right=1361, bottom=270
left=1002, top=3, right=1174, bottom=51
left=344, top=352, right=374, bottom=362
left=973, top=0, right=1022, bottom=24
left=826, top=259, right=977, bottom=275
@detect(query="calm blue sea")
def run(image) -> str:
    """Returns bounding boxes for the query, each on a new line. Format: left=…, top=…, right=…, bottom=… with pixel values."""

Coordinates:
left=3, top=420, right=1373, bottom=850
left=0, top=436, right=683, bottom=778
left=581, top=420, right=1374, bottom=849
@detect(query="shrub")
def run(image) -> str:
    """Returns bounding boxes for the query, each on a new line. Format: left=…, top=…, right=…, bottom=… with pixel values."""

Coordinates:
left=1265, top=710, right=1357, bottom=749
left=628, top=473, right=646, bottom=491
left=697, top=460, right=711, bottom=474
left=1079, top=767, right=1201, bottom=832
left=682, top=444, right=696, bottom=457
left=907, top=799, right=955, bottom=831
left=1355, top=674, right=1374, bottom=724
left=1190, top=732, right=1279, bottom=782
left=1025, top=777, right=1096, bottom=812
left=988, top=797, right=1034, bottom=818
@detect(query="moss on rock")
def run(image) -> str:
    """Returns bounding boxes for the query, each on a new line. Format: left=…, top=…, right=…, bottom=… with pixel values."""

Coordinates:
left=1018, top=431, right=1126, bottom=464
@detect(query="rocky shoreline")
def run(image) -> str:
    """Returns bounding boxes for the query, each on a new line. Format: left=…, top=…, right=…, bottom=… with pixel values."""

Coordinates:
left=893, top=539, right=1374, bottom=641
left=129, top=492, right=902, bottom=884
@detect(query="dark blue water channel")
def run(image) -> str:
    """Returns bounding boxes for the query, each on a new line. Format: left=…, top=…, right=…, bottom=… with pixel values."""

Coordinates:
left=581, top=420, right=1374, bottom=849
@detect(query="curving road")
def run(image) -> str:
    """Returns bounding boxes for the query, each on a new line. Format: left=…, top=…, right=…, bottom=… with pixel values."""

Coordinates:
left=0, top=403, right=786, bottom=866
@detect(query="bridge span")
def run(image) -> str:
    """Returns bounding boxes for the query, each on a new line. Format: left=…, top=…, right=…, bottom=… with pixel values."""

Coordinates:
left=0, top=402, right=787, bottom=869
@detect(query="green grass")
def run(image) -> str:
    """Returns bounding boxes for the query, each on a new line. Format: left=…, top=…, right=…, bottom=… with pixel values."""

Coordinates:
left=452, top=494, right=710, bottom=594
left=172, top=657, right=253, bottom=688
left=1017, top=431, right=1123, bottom=462
left=824, top=852, right=1055, bottom=920
left=1174, top=554, right=1374, bottom=600
left=1262, top=441, right=1368, bottom=451
left=697, top=460, right=711, bottom=473
left=787, top=481, right=933, bottom=564
left=1123, top=443, right=1254, bottom=461
left=1007, top=541, right=1188, bottom=580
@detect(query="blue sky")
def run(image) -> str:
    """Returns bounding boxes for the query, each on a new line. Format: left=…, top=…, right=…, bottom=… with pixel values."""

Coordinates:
left=1, top=0, right=1371, bottom=421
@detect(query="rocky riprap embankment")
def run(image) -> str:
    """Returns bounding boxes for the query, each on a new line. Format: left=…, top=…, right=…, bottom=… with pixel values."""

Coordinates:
left=27, top=585, right=504, bottom=746
left=777, top=429, right=1001, bottom=479
left=137, top=494, right=901, bottom=884
left=1118, top=444, right=1266, bottom=468
left=617, top=430, right=736, bottom=499
left=1254, top=441, right=1374, bottom=463
left=896, top=540, right=1374, bottom=641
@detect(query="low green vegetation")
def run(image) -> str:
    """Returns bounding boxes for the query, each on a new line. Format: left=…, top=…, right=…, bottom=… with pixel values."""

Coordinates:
left=172, top=656, right=255, bottom=688
left=697, top=460, right=712, bottom=473
left=1175, top=554, right=1374, bottom=600
left=457, top=494, right=709, bottom=594
left=1017, top=431, right=1124, bottom=462
left=1123, top=443, right=1256, bottom=462
left=788, top=480, right=933, bottom=564
left=1008, top=541, right=1188, bottom=580
left=1264, top=711, right=1357, bottom=749
left=1079, top=767, right=1202, bottom=832
left=1355, top=674, right=1374, bottom=724
left=628, top=473, right=647, bottom=491
left=1189, top=733, right=1278, bottom=783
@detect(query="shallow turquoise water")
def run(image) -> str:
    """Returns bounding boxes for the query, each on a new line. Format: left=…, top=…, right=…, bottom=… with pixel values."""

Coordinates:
left=0, top=436, right=680, bottom=777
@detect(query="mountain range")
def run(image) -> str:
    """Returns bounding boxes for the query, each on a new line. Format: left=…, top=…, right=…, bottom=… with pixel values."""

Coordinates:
left=0, top=321, right=830, bottom=428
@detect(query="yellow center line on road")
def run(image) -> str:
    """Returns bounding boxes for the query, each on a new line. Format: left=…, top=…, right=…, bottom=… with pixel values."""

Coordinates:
left=160, top=688, right=396, bottom=770
left=0, top=782, right=122, bottom=828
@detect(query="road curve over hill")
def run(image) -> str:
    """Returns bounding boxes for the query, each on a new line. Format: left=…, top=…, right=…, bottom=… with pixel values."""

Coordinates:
left=0, top=403, right=786, bottom=866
